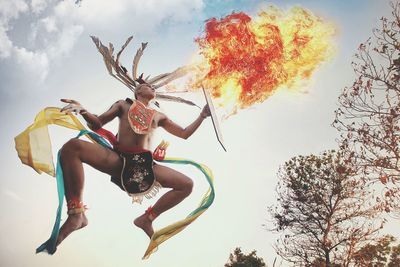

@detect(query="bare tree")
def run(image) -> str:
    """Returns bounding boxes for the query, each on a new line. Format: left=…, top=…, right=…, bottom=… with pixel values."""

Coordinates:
left=269, top=150, right=385, bottom=266
left=333, top=1, right=400, bottom=215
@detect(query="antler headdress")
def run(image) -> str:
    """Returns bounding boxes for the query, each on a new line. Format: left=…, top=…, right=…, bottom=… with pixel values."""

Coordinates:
left=90, top=35, right=197, bottom=106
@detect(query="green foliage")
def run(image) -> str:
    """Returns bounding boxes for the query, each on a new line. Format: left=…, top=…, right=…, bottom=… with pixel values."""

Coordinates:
left=225, top=247, right=266, bottom=267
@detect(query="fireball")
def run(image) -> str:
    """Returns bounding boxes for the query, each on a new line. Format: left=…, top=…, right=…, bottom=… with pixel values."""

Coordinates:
left=190, top=6, right=335, bottom=113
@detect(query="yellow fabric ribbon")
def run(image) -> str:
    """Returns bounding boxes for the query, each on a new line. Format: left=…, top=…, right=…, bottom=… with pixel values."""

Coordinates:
left=142, top=158, right=215, bottom=259
left=14, top=107, right=87, bottom=177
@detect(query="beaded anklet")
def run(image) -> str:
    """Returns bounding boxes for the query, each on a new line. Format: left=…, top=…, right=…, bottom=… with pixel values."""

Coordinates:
left=67, top=199, right=87, bottom=215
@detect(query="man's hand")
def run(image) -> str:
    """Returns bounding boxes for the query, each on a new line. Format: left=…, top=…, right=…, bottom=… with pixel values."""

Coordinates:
left=61, top=99, right=87, bottom=115
left=200, top=104, right=211, bottom=119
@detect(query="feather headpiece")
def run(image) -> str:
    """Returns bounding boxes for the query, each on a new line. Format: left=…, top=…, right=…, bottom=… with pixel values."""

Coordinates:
left=90, top=35, right=197, bottom=107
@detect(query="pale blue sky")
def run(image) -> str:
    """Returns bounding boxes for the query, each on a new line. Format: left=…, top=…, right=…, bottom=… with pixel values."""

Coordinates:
left=0, top=1, right=397, bottom=266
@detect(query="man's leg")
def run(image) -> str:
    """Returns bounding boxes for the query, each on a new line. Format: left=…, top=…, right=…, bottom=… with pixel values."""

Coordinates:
left=56, top=138, right=122, bottom=247
left=134, top=164, right=193, bottom=237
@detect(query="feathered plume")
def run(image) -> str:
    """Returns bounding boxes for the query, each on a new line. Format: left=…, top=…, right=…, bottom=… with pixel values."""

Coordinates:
left=90, top=35, right=196, bottom=106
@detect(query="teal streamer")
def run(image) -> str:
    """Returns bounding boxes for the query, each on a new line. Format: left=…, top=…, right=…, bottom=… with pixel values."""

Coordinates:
left=36, top=130, right=111, bottom=254
left=36, top=151, right=64, bottom=254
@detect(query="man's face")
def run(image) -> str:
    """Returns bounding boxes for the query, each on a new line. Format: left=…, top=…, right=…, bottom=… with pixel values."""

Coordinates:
left=136, top=83, right=156, bottom=99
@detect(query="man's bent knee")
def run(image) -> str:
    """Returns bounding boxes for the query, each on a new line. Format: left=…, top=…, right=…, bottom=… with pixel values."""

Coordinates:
left=61, top=139, right=84, bottom=157
left=182, top=178, right=193, bottom=197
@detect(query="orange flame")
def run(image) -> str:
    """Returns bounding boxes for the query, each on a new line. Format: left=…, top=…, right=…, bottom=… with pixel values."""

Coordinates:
left=190, top=6, right=335, bottom=113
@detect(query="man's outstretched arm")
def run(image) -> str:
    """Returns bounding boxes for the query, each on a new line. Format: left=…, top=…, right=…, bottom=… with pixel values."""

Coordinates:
left=159, top=105, right=211, bottom=140
left=60, top=99, right=122, bottom=130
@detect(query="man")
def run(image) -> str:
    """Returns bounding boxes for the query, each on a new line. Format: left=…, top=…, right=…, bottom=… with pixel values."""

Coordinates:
left=57, top=82, right=210, bottom=248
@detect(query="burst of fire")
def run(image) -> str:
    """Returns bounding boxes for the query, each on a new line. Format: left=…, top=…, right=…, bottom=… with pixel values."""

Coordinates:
left=190, top=6, right=335, bottom=113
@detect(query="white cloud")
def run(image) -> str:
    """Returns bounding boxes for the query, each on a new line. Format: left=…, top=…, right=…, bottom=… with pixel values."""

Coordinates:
left=0, top=0, right=29, bottom=23
left=57, top=0, right=123, bottom=22
left=0, top=0, right=205, bottom=83
left=40, top=15, right=57, bottom=32
left=47, top=23, right=83, bottom=58
left=0, top=0, right=29, bottom=58
left=14, top=46, right=49, bottom=81
left=0, top=25, right=12, bottom=58
left=0, top=1, right=83, bottom=82
left=30, top=0, right=50, bottom=14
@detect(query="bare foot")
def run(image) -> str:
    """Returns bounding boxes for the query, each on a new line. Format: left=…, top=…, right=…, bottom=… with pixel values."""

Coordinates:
left=134, top=214, right=154, bottom=238
left=56, top=213, right=88, bottom=247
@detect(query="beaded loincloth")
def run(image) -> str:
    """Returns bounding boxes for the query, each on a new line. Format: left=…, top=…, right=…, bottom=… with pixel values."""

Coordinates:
left=111, top=150, right=161, bottom=204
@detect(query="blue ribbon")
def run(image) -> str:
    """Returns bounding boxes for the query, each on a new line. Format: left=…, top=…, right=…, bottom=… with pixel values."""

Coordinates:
left=36, top=130, right=111, bottom=254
